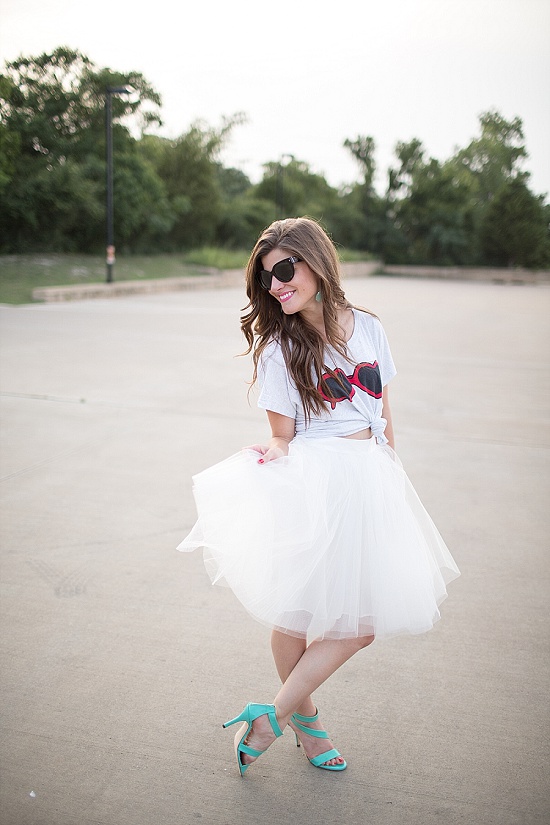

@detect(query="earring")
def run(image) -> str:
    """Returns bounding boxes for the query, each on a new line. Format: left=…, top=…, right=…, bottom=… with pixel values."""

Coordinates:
left=315, top=290, right=322, bottom=302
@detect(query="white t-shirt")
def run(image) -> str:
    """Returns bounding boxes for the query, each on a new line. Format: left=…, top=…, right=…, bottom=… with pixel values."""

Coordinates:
left=257, top=308, right=397, bottom=443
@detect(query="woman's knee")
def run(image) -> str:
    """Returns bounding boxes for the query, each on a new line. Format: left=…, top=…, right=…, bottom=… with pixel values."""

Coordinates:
left=271, top=628, right=307, bottom=651
left=354, top=634, right=375, bottom=651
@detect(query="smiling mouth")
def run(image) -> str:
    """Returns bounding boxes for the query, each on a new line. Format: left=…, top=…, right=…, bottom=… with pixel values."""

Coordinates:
left=279, top=291, right=294, bottom=303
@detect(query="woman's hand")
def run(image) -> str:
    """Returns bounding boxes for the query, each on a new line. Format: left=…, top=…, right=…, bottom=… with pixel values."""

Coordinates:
left=244, top=440, right=289, bottom=464
left=257, top=441, right=289, bottom=464
left=244, top=410, right=295, bottom=465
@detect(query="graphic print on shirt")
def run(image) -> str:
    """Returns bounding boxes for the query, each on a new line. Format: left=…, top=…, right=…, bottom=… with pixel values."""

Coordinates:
left=319, top=361, right=382, bottom=410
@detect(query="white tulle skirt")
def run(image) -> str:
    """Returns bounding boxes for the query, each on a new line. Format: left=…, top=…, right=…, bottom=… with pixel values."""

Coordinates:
left=178, top=436, right=460, bottom=642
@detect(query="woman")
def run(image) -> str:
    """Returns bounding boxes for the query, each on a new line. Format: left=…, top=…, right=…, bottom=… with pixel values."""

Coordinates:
left=178, top=217, right=460, bottom=776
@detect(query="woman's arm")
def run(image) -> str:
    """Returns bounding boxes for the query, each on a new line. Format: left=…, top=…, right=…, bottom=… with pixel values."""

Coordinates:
left=247, top=410, right=295, bottom=464
left=382, top=385, right=395, bottom=450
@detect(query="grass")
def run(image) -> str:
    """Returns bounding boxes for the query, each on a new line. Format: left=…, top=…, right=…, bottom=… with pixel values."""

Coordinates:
left=0, top=249, right=249, bottom=304
left=0, top=247, right=372, bottom=305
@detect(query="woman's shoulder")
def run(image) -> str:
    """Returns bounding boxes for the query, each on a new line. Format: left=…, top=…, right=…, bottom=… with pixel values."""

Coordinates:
left=352, top=307, right=384, bottom=335
left=259, top=336, right=285, bottom=365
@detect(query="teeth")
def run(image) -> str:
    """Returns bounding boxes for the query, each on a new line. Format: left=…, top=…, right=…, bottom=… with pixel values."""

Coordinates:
left=280, top=291, right=294, bottom=300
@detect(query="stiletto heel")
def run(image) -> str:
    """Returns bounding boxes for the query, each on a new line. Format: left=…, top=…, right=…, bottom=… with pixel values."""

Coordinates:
left=290, top=708, right=347, bottom=772
left=222, top=703, right=283, bottom=776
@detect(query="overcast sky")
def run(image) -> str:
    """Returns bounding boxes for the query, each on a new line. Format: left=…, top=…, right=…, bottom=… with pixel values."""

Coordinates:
left=1, top=0, right=549, bottom=197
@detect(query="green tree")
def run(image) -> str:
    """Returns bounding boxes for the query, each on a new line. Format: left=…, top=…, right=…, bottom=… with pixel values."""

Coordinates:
left=216, top=192, right=275, bottom=249
left=344, top=136, right=376, bottom=192
left=343, top=135, right=389, bottom=254
left=0, top=75, right=21, bottom=193
left=378, top=112, right=543, bottom=266
left=321, top=189, right=369, bottom=251
left=213, top=164, right=272, bottom=249
left=387, top=139, right=425, bottom=201
left=141, top=115, right=246, bottom=249
left=378, top=140, right=427, bottom=262
left=1, top=46, right=161, bottom=162
left=254, top=157, right=338, bottom=219
left=479, top=178, right=550, bottom=268
left=0, top=46, right=168, bottom=252
left=389, top=157, right=472, bottom=264
left=250, top=158, right=369, bottom=252
left=451, top=110, right=528, bottom=204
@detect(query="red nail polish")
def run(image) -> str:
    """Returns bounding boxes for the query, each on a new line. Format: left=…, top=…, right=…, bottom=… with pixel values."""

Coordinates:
left=258, top=459, right=264, bottom=464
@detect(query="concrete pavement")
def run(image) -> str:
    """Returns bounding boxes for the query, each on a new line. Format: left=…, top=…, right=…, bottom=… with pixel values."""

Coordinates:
left=0, top=276, right=549, bottom=825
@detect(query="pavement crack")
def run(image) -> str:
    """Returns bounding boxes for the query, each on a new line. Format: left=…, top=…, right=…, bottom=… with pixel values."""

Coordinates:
left=0, top=437, right=107, bottom=482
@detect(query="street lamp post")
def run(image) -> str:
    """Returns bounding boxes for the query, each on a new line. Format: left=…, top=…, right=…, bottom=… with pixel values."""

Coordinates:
left=105, top=86, right=130, bottom=283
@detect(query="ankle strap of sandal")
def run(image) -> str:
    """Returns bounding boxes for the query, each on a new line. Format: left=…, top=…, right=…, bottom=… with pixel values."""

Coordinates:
left=292, top=707, right=319, bottom=723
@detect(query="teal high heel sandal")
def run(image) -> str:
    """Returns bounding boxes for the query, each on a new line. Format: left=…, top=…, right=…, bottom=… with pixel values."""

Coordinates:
left=222, top=703, right=283, bottom=777
left=291, top=708, right=347, bottom=772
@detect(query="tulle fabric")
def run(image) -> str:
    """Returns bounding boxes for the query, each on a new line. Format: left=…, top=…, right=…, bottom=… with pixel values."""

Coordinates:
left=178, top=436, right=460, bottom=642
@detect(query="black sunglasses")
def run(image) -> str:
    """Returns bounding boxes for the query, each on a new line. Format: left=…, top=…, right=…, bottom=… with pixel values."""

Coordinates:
left=257, top=256, right=302, bottom=290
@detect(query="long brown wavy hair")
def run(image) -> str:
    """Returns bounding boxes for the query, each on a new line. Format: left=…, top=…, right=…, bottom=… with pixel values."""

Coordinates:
left=241, top=217, right=372, bottom=421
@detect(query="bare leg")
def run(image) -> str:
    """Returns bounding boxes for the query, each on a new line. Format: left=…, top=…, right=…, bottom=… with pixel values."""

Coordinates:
left=242, top=633, right=374, bottom=767
left=270, top=630, right=315, bottom=716
left=275, top=635, right=374, bottom=719
left=271, top=629, right=337, bottom=765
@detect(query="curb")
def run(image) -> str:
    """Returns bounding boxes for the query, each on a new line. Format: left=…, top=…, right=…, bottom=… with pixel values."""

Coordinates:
left=380, top=265, right=550, bottom=284
left=31, top=262, right=382, bottom=303
left=31, top=270, right=242, bottom=302
left=29, top=261, right=550, bottom=303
